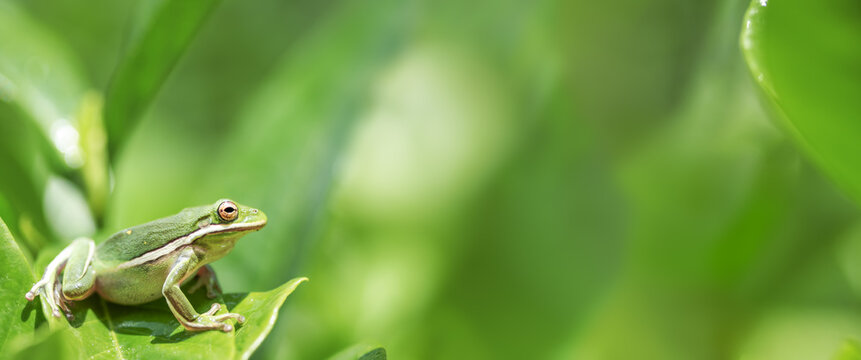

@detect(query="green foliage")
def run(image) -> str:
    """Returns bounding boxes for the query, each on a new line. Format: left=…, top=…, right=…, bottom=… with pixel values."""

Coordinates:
left=0, top=1, right=83, bottom=245
left=103, top=0, right=221, bottom=156
left=834, top=340, right=861, bottom=360
left=0, top=2, right=85, bottom=136
left=0, top=218, right=38, bottom=353
left=0, top=0, right=316, bottom=357
left=742, top=0, right=861, bottom=201
left=1, top=0, right=860, bottom=358
left=328, top=345, right=387, bottom=360
left=2, top=222, right=307, bottom=359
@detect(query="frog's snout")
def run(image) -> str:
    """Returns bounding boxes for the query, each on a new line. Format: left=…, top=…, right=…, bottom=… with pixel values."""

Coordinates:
left=243, top=207, right=267, bottom=229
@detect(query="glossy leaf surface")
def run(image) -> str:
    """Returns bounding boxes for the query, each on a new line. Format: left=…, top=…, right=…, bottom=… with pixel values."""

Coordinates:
left=0, top=217, right=38, bottom=353
left=742, top=0, right=861, bottom=201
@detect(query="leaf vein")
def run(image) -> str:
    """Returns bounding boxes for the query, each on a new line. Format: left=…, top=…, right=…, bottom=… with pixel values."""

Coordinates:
left=98, top=299, right=127, bottom=360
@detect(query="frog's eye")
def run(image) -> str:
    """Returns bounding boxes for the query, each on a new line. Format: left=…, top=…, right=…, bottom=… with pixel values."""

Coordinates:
left=218, top=201, right=238, bottom=222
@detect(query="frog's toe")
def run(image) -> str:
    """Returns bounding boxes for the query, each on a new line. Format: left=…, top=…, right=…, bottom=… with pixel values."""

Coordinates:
left=27, top=281, right=67, bottom=318
left=213, top=312, right=245, bottom=324
left=184, top=312, right=240, bottom=332
left=202, top=303, right=221, bottom=316
left=46, top=298, right=64, bottom=318
left=25, top=279, right=48, bottom=301
left=25, top=289, right=38, bottom=301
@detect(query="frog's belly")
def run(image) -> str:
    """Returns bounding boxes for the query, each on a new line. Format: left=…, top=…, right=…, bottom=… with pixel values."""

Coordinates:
left=94, top=252, right=190, bottom=305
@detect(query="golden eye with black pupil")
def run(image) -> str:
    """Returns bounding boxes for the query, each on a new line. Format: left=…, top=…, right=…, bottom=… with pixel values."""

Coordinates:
left=218, top=201, right=238, bottom=222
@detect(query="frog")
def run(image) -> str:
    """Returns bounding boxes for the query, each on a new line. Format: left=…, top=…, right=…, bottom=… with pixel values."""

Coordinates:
left=25, top=199, right=266, bottom=332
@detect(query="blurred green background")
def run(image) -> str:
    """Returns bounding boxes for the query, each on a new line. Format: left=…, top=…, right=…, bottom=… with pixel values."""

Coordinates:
left=2, top=0, right=861, bottom=358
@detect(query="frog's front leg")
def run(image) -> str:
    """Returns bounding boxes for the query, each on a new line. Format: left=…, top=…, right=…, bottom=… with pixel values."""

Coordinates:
left=25, top=238, right=96, bottom=319
left=163, top=247, right=245, bottom=332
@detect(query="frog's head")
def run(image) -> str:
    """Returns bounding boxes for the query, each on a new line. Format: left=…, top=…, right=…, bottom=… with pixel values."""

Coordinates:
left=192, top=199, right=267, bottom=257
left=207, top=199, right=267, bottom=231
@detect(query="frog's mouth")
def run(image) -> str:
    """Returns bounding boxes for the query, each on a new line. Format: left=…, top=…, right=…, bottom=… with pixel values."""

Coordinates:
left=209, top=219, right=267, bottom=234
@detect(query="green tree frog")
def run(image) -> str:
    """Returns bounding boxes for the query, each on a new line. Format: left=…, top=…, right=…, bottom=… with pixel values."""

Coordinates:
left=26, top=199, right=266, bottom=332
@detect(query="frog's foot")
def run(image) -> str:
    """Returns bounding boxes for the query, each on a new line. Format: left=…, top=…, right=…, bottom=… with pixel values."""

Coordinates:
left=184, top=303, right=245, bottom=332
left=25, top=279, right=59, bottom=318
left=25, top=273, right=73, bottom=319
left=25, top=279, right=48, bottom=302
left=53, top=280, right=76, bottom=321
left=187, top=265, right=222, bottom=299
left=26, top=250, right=73, bottom=319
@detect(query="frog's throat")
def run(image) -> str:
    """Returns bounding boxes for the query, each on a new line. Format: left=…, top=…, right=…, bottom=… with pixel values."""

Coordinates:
left=116, top=220, right=266, bottom=270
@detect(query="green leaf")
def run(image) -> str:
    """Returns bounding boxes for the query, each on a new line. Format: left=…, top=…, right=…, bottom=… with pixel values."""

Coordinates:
left=103, top=0, right=221, bottom=156
left=21, top=249, right=306, bottom=360
left=0, top=217, right=38, bottom=354
left=741, top=0, right=861, bottom=203
left=227, top=277, right=308, bottom=359
left=359, top=348, right=387, bottom=360
left=328, top=345, right=388, bottom=360
left=7, top=328, right=81, bottom=360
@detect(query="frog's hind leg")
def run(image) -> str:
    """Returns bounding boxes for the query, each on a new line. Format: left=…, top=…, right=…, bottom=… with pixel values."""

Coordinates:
left=187, top=264, right=222, bottom=298
left=61, top=238, right=96, bottom=301
left=25, top=238, right=96, bottom=319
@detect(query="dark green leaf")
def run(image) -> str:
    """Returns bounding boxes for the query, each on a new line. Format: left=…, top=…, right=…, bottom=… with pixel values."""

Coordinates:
left=103, top=0, right=221, bottom=156
left=359, top=348, right=387, bottom=360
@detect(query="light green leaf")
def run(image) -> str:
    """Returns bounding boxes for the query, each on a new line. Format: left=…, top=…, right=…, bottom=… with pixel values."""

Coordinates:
left=22, top=250, right=306, bottom=360
left=6, top=327, right=81, bottom=360
left=0, top=217, right=38, bottom=354
left=834, top=340, right=861, bottom=360
left=227, top=277, right=308, bottom=359
left=103, top=0, right=221, bottom=156
left=742, top=0, right=861, bottom=203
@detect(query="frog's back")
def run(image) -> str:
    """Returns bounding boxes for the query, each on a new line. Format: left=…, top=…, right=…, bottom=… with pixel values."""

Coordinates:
left=96, top=206, right=209, bottom=262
